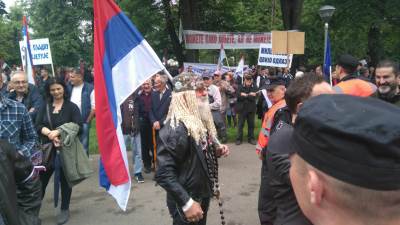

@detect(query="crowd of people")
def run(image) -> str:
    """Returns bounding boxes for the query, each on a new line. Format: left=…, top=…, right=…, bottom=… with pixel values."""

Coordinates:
left=0, top=53, right=399, bottom=225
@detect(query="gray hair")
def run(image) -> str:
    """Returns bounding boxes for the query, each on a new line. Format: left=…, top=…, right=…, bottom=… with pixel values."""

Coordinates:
left=10, top=70, right=27, bottom=81
left=156, top=74, right=168, bottom=84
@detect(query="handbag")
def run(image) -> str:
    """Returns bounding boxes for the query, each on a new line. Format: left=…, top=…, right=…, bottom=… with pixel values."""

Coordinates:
left=40, top=104, right=54, bottom=166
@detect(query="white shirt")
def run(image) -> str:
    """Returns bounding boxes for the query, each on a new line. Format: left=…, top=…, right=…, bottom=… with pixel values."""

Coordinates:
left=207, top=84, right=222, bottom=111
left=90, top=90, right=95, bottom=110
left=70, top=83, right=84, bottom=113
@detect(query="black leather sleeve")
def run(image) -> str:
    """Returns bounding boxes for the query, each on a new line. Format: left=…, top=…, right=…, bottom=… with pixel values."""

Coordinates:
left=270, top=107, right=292, bottom=136
left=270, top=153, right=291, bottom=185
left=155, top=124, right=191, bottom=207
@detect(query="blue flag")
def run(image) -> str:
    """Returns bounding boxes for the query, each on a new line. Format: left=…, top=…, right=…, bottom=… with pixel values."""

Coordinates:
left=323, top=34, right=331, bottom=84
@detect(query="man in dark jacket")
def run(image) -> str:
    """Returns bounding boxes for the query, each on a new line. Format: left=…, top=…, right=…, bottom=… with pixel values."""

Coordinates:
left=155, top=73, right=229, bottom=225
left=281, top=95, right=400, bottom=225
left=120, top=91, right=144, bottom=183
left=138, top=80, right=153, bottom=173
left=0, top=140, right=42, bottom=225
left=150, top=74, right=172, bottom=131
left=8, top=71, right=43, bottom=121
left=374, top=59, right=400, bottom=106
left=267, top=73, right=333, bottom=225
left=235, top=74, right=258, bottom=145
left=67, top=68, right=95, bottom=155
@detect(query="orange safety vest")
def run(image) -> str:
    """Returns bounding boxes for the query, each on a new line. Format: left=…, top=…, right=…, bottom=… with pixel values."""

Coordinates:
left=333, top=79, right=377, bottom=97
left=256, top=99, right=286, bottom=153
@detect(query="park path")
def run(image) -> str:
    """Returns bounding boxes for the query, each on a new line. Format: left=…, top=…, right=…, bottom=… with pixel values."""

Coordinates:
left=40, top=143, right=261, bottom=225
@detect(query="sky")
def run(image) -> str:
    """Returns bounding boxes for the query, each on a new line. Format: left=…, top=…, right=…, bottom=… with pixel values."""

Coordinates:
left=3, top=0, right=16, bottom=10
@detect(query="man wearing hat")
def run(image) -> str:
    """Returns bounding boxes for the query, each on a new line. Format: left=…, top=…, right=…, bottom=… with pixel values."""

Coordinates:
left=155, top=72, right=229, bottom=225
left=374, top=59, right=400, bottom=106
left=202, top=72, right=227, bottom=143
left=235, top=74, right=258, bottom=145
left=333, top=54, right=376, bottom=97
left=271, top=94, right=400, bottom=225
left=256, top=76, right=289, bottom=225
left=266, top=73, right=333, bottom=225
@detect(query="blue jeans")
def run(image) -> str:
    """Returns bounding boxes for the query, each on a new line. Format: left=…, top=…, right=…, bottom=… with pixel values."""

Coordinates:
left=124, top=134, right=142, bottom=175
left=79, top=123, right=90, bottom=156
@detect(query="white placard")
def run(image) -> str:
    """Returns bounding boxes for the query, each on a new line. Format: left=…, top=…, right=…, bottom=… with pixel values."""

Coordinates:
left=19, top=38, right=53, bottom=66
left=258, top=43, right=293, bottom=68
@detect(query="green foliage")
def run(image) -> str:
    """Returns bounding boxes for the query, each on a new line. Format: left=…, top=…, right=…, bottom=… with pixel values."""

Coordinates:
left=301, top=0, right=400, bottom=66
left=0, top=0, right=6, bottom=15
left=29, top=0, right=93, bottom=66
left=0, top=0, right=399, bottom=69
left=0, top=4, right=24, bottom=65
left=119, top=0, right=172, bottom=57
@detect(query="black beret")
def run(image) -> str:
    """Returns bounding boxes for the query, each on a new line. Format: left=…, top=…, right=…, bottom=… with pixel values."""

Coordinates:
left=337, top=54, right=359, bottom=72
left=265, top=77, right=286, bottom=90
left=268, top=94, right=400, bottom=191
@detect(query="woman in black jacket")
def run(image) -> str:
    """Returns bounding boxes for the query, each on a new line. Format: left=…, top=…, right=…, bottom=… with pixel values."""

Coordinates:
left=35, top=78, right=82, bottom=225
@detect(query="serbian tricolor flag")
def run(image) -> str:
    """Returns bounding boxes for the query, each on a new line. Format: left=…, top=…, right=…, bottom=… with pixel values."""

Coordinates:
left=21, top=16, right=35, bottom=85
left=93, top=0, right=167, bottom=210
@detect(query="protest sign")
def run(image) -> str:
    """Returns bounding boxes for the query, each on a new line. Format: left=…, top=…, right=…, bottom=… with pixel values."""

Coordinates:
left=184, top=30, right=271, bottom=49
left=19, top=38, right=53, bottom=66
left=184, top=62, right=249, bottom=76
left=271, top=31, right=305, bottom=54
left=258, top=43, right=293, bottom=68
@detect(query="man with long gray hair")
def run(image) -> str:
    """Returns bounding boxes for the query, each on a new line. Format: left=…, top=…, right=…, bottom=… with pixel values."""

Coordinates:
left=155, top=72, right=229, bottom=225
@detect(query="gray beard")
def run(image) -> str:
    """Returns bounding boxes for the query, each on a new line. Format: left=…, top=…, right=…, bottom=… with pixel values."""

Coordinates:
left=378, top=83, right=398, bottom=98
left=197, top=97, right=211, bottom=123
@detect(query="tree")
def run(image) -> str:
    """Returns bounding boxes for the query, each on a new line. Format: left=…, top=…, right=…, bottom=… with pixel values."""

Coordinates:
left=0, top=4, right=24, bottom=66
left=29, top=0, right=93, bottom=66
left=0, top=0, right=6, bottom=15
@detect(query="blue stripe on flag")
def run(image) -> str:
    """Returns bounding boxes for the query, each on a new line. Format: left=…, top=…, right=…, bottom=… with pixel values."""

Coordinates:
left=102, top=12, right=145, bottom=126
left=99, top=159, right=111, bottom=191
left=104, top=13, right=144, bottom=68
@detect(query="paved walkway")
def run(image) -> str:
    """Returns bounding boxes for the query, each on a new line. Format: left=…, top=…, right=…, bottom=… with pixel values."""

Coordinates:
left=40, top=143, right=261, bottom=225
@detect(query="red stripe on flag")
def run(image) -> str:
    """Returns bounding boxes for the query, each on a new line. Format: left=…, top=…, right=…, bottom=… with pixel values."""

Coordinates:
left=93, top=0, right=129, bottom=186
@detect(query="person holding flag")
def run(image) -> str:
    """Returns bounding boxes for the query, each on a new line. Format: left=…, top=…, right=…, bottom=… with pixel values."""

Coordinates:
left=93, top=0, right=170, bottom=210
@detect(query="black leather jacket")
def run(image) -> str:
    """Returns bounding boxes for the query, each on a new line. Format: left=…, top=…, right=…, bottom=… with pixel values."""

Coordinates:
left=0, top=140, right=41, bottom=225
left=155, top=121, right=213, bottom=207
left=266, top=114, right=312, bottom=225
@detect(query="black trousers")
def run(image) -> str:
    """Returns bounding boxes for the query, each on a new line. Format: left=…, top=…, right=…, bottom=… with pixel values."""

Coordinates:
left=258, top=158, right=276, bottom=225
left=237, top=111, right=255, bottom=141
left=167, top=196, right=210, bottom=225
left=40, top=161, right=72, bottom=210
left=140, top=117, right=153, bottom=169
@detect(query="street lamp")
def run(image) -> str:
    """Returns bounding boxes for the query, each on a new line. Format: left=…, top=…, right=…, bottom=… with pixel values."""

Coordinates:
left=319, top=5, right=335, bottom=85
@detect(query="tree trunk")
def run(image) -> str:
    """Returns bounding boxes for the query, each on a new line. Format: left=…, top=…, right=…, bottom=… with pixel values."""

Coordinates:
left=367, top=23, right=383, bottom=67
left=162, top=0, right=185, bottom=67
left=180, top=0, right=200, bottom=63
left=280, top=0, right=304, bottom=73
left=280, top=0, right=304, bottom=30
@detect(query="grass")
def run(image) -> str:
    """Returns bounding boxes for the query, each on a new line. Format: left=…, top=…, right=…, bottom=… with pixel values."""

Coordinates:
left=89, top=117, right=262, bottom=154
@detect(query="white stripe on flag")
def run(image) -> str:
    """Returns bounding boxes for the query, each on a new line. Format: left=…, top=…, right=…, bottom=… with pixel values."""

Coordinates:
left=107, top=125, right=131, bottom=210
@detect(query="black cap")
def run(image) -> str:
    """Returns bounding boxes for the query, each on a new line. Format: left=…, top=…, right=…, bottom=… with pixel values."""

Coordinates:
left=268, top=94, right=400, bottom=191
left=337, top=54, right=359, bottom=72
left=265, top=77, right=286, bottom=90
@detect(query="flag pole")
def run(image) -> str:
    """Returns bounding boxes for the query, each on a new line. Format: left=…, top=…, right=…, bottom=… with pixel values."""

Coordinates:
left=51, top=63, right=55, bottom=78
